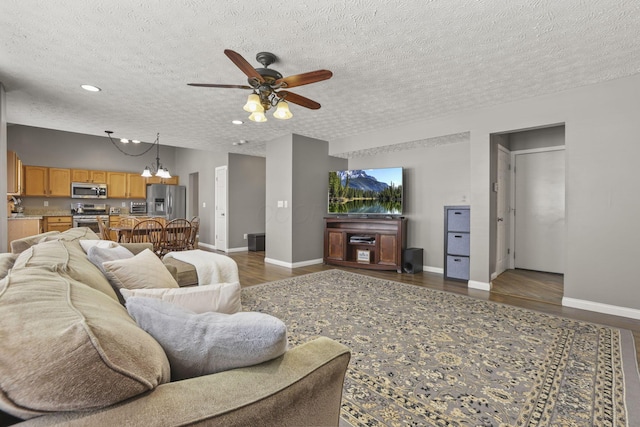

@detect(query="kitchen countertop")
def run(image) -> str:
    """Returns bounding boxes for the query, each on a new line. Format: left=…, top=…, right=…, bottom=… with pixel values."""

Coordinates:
left=8, top=215, right=43, bottom=220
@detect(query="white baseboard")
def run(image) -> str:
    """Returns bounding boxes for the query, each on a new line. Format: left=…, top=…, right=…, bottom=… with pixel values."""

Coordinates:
left=264, top=257, right=324, bottom=268
left=198, top=242, right=215, bottom=251
left=227, top=246, right=248, bottom=253
left=562, top=297, right=640, bottom=320
left=490, top=272, right=498, bottom=280
left=468, top=280, right=491, bottom=291
left=423, top=266, right=444, bottom=274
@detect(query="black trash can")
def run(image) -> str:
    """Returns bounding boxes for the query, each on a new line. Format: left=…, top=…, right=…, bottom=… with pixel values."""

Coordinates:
left=248, top=233, right=265, bottom=251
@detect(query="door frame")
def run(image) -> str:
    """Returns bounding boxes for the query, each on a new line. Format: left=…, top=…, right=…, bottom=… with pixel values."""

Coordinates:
left=509, top=145, right=565, bottom=270
left=214, top=166, right=228, bottom=252
left=495, top=144, right=511, bottom=277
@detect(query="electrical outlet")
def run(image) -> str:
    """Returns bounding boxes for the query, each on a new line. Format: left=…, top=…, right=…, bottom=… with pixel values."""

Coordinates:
left=121, top=202, right=126, bottom=207
left=202, top=202, right=206, bottom=208
left=44, top=201, right=48, bottom=207
left=243, top=233, right=248, bottom=240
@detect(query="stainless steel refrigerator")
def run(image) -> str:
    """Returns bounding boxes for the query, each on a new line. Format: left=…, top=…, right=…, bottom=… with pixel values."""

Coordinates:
left=146, top=184, right=186, bottom=220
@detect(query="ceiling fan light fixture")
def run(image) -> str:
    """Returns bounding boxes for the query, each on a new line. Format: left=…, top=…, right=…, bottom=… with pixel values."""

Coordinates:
left=273, top=100, right=293, bottom=120
left=248, top=110, right=267, bottom=122
left=243, top=93, right=262, bottom=112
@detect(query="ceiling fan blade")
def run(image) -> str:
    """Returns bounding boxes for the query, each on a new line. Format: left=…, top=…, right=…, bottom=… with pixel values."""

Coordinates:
left=277, top=90, right=321, bottom=110
left=188, top=83, right=253, bottom=89
left=275, top=70, right=333, bottom=88
left=224, top=49, right=264, bottom=83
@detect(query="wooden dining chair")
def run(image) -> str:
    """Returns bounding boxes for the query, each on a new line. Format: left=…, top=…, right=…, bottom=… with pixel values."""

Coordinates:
left=187, top=216, right=200, bottom=249
left=131, top=219, right=165, bottom=256
left=116, top=217, right=140, bottom=243
left=97, top=218, right=112, bottom=241
left=161, top=218, right=192, bottom=255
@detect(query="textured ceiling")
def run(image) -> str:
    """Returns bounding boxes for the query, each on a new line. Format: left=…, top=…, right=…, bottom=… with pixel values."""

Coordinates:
left=2, top=0, right=640, bottom=157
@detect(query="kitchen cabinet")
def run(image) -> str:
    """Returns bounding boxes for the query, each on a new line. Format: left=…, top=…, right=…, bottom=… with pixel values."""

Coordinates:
left=127, top=173, right=147, bottom=198
left=146, top=175, right=179, bottom=185
left=24, top=166, right=71, bottom=197
left=107, top=172, right=127, bottom=198
left=44, top=216, right=72, bottom=233
left=71, top=169, right=107, bottom=184
left=7, top=217, right=42, bottom=247
left=7, top=151, right=24, bottom=195
left=107, top=172, right=146, bottom=199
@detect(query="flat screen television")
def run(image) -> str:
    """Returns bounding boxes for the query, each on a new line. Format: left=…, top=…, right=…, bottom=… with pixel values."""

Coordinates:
left=328, top=167, right=403, bottom=215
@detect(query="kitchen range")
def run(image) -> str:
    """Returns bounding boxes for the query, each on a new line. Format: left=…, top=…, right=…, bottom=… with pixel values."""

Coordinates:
left=71, top=203, right=109, bottom=232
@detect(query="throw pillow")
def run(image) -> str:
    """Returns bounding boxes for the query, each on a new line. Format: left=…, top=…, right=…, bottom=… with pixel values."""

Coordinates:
left=80, top=239, right=119, bottom=253
left=87, top=244, right=134, bottom=275
left=102, top=249, right=179, bottom=291
left=119, top=282, right=241, bottom=314
left=126, top=297, right=288, bottom=380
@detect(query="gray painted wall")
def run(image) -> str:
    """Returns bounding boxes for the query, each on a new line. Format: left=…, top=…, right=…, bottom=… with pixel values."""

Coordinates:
left=265, top=134, right=293, bottom=263
left=291, top=135, right=329, bottom=263
left=330, top=72, right=640, bottom=312
left=228, top=153, right=266, bottom=250
left=173, top=146, right=227, bottom=247
left=348, top=140, right=470, bottom=270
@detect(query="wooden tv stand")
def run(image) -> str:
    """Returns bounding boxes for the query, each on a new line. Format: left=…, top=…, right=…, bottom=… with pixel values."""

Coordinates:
left=324, top=217, right=407, bottom=273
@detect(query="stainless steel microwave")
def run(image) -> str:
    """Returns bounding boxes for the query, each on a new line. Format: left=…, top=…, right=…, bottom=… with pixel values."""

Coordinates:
left=71, top=182, right=107, bottom=199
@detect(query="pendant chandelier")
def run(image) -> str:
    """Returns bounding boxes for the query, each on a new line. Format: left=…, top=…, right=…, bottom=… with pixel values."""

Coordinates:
left=105, top=131, right=171, bottom=178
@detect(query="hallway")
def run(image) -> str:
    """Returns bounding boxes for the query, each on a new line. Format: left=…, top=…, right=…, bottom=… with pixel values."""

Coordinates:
left=491, top=269, right=564, bottom=306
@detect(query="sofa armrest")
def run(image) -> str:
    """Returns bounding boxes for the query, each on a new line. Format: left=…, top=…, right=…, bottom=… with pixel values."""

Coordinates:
left=17, top=337, right=351, bottom=427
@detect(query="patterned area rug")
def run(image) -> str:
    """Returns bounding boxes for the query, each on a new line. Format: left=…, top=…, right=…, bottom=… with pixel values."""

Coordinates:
left=241, top=270, right=640, bottom=426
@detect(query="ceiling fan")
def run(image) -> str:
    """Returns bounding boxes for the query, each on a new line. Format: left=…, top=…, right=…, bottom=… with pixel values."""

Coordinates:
left=188, top=50, right=333, bottom=121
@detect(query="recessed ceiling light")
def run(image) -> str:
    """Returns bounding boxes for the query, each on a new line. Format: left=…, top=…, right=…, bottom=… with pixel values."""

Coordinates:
left=231, top=120, right=243, bottom=125
left=81, top=84, right=101, bottom=92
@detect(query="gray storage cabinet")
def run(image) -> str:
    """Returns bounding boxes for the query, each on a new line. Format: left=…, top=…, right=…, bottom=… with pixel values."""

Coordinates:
left=444, top=206, right=470, bottom=280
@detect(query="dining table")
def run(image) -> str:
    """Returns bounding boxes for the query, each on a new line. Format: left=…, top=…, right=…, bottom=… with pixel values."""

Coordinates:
left=110, top=223, right=191, bottom=252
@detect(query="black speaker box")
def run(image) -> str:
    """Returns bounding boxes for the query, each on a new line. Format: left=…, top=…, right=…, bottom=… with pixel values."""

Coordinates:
left=403, top=248, right=423, bottom=274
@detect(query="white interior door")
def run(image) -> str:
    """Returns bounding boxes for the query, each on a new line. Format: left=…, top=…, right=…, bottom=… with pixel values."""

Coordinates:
left=495, top=146, right=510, bottom=276
left=513, top=148, right=565, bottom=273
left=215, top=166, right=227, bottom=252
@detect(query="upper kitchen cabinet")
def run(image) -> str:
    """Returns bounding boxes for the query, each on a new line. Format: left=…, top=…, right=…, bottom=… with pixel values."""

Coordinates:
left=107, top=172, right=127, bottom=198
left=24, top=166, right=71, bottom=197
left=71, top=169, right=107, bottom=184
left=146, top=175, right=179, bottom=185
left=127, top=173, right=147, bottom=199
left=107, top=172, right=146, bottom=199
left=7, top=151, right=23, bottom=195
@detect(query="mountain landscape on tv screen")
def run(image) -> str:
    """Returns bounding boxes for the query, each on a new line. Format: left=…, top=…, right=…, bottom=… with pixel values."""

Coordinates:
left=328, top=169, right=403, bottom=215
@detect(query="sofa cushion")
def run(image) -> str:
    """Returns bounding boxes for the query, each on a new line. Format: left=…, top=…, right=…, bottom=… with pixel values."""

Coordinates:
left=0, top=253, right=18, bottom=280
left=162, top=256, right=199, bottom=287
left=120, top=281, right=242, bottom=314
left=103, top=248, right=180, bottom=291
left=39, top=226, right=100, bottom=242
left=0, top=269, right=171, bottom=419
left=12, top=239, right=119, bottom=301
left=9, top=231, right=60, bottom=254
left=126, top=297, right=288, bottom=381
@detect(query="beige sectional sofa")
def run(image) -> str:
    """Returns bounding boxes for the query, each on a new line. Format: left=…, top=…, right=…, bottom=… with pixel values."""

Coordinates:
left=0, top=229, right=350, bottom=426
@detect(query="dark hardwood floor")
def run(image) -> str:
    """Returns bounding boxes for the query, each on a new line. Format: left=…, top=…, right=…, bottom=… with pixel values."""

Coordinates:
left=224, top=250, right=640, bottom=365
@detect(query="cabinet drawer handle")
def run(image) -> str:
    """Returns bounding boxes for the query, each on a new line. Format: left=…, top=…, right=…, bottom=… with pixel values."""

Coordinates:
left=454, top=258, right=461, bottom=262
left=454, top=212, right=461, bottom=215
left=454, top=235, right=462, bottom=238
